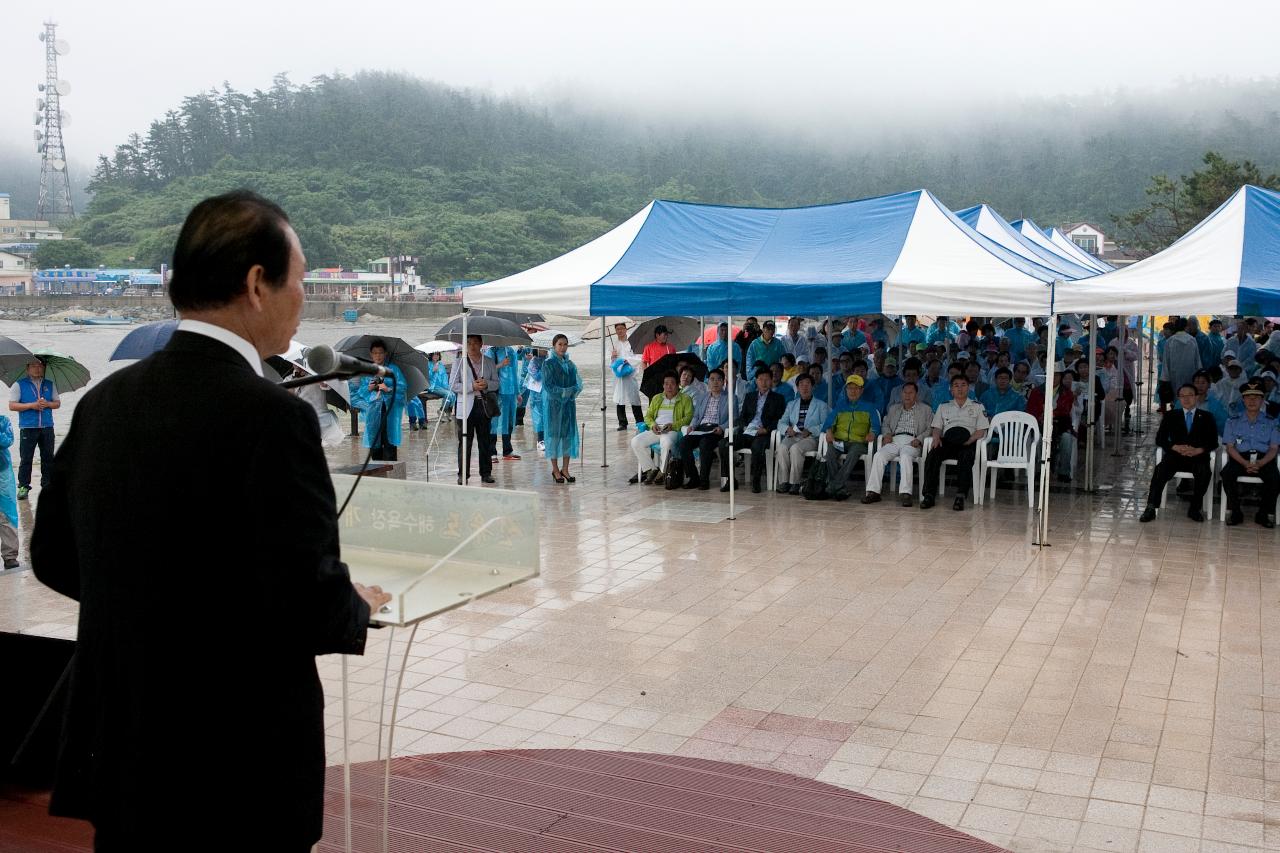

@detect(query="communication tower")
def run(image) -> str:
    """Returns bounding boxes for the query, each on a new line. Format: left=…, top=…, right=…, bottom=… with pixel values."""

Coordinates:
left=34, top=22, right=75, bottom=220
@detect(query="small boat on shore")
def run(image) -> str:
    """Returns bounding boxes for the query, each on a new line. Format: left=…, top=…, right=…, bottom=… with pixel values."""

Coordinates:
left=66, top=316, right=135, bottom=326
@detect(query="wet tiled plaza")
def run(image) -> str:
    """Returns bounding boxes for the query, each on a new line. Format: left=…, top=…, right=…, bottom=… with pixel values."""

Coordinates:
left=310, top=411, right=1280, bottom=853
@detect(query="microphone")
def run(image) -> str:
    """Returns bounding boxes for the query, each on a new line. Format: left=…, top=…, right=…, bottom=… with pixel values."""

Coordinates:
left=306, top=345, right=388, bottom=378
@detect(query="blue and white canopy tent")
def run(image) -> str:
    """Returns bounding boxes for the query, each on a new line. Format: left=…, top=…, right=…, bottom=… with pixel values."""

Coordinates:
left=955, top=205, right=1099, bottom=280
left=464, top=190, right=1056, bottom=318
left=1010, top=218, right=1110, bottom=276
left=464, top=189, right=1060, bottom=524
left=1055, top=185, right=1280, bottom=316
left=1047, top=227, right=1113, bottom=274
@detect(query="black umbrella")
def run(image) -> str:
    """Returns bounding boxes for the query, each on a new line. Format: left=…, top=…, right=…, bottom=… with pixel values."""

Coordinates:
left=332, top=335, right=431, bottom=396
left=640, top=352, right=708, bottom=399
left=0, top=336, right=35, bottom=377
left=474, top=309, right=545, bottom=325
left=435, top=315, right=532, bottom=348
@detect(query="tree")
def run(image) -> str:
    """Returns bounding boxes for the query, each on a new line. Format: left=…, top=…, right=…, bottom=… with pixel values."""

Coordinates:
left=1113, top=151, right=1280, bottom=253
left=34, top=238, right=102, bottom=270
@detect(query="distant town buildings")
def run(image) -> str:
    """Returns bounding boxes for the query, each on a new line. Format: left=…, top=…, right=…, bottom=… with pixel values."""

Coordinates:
left=31, top=268, right=162, bottom=295
left=0, top=193, right=64, bottom=242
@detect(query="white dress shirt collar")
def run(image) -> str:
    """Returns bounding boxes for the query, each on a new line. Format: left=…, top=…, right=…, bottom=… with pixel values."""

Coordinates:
left=177, top=319, right=264, bottom=377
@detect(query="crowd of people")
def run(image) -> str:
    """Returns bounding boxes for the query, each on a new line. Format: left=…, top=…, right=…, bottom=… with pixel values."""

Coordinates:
left=335, top=312, right=1279, bottom=526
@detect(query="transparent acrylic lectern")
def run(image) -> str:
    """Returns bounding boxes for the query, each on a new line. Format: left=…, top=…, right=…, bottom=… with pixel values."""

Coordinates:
left=331, top=474, right=540, bottom=853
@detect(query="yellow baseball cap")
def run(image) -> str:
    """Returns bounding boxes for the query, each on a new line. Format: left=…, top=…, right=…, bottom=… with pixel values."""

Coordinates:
left=845, top=374, right=864, bottom=387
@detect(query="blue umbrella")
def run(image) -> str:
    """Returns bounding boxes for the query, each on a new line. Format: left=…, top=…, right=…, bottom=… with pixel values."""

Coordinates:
left=109, top=320, right=178, bottom=361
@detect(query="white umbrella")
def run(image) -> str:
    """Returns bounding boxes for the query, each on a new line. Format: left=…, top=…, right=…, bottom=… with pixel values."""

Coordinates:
left=530, top=329, right=583, bottom=348
left=416, top=340, right=461, bottom=356
left=581, top=317, right=637, bottom=340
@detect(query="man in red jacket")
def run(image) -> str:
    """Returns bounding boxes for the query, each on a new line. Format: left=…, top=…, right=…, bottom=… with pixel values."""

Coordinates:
left=642, top=324, right=677, bottom=367
left=1026, top=369, right=1077, bottom=483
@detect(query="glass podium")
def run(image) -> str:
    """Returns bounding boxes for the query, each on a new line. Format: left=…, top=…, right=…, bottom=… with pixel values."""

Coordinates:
left=333, top=474, right=540, bottom=626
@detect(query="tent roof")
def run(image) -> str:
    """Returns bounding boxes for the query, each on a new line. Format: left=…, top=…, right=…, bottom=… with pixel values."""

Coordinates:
left=464, top=190, right=1054, bottom=318
left=955, top=204, right=1099, bottom=280
left=1047, top=226, right=1113, bottom=273
left=1055, top=185, right=1280, bottom=315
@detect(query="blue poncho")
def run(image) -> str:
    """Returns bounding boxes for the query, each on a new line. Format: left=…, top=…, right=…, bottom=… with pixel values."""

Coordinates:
left=355, top=362, right=407, bottom=449
left=540, top=353, right=582, bottom=458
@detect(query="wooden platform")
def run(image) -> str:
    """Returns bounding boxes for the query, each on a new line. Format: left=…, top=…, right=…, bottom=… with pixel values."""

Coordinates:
left=320, top=749, right=1009, bottom=852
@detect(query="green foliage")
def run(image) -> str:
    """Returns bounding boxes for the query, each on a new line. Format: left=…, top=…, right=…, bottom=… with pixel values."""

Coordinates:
left=34, top=238, right=101, bottom=269
left=65, top=72, right=1280, bottom=279
left=1113, top=152, right=1280, bottom=252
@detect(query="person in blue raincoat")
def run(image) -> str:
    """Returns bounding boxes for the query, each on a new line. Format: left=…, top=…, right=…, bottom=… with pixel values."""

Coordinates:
left=360, top=338, right=407, bottom=461
left=488, top=344, right=520, bottom=460
left=540, top=334, right=582, bottom=483
left=524, top=348, right=546, bottom=450
left=426, top=352, right=455, bottom=412
left=406, top=395, right=426, bottom=431
left=515, top=347, right=530, bottom=426
left=0, top=416, right=18, bottom=569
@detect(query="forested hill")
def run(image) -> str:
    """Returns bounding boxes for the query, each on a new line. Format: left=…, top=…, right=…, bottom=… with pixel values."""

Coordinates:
left=71, top=71, right=1280, bottom=279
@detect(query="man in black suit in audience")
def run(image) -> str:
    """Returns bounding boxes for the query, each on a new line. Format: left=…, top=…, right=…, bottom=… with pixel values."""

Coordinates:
left=1139, top=382, right=1221, bottom=523
left=32, top=190, right=391, bottom=852
left=721, top=366, right=786, bottom=493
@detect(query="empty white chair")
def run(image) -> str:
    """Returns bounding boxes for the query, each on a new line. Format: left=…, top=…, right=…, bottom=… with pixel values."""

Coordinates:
left=981, top=412, right=1040, bottom=507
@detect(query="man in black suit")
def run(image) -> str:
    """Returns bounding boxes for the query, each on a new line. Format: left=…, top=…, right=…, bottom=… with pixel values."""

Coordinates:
left=721, top=367, right=785, bottom=493
left=31, top=191, right=391, bottom=852
left=1139, top=382, right=1221, bottom=523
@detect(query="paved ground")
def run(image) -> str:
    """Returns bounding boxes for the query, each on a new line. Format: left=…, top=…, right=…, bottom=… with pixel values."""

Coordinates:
left=318, top=410, right=1280, bottom=853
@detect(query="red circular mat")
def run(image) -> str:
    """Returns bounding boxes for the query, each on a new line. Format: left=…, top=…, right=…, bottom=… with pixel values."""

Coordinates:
left=320, top=749, right=1008, bottom=852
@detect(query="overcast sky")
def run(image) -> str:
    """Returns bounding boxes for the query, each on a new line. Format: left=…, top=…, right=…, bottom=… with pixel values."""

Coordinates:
left=5, top=0, right=1279, bottom=160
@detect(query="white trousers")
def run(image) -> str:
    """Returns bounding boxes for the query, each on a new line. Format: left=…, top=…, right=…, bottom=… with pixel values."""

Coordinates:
left=867, top=435, right=922, bottom=494
left=632, top=430, right=679, bottom=471
left=775, top=434, right=818, bottom=485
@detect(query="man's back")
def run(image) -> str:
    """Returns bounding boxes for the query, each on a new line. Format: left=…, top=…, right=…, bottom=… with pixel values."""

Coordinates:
left=32, top=331, right=368, bottom=846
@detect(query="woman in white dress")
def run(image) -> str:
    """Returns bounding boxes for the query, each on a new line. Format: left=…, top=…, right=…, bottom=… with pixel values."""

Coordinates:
left=611, top=322, right=644, bottom=430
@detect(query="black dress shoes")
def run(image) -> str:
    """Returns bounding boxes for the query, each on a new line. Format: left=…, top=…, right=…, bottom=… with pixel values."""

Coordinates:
left=1187, top=507, right=1204, bottom=523
left=1139, top=507, right=1157, bottom=523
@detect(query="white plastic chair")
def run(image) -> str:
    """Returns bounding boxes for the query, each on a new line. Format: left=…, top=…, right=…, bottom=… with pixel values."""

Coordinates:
left=818, top=433, right=875, bottom=492
left=1217, top=448, right=1280, bottom=520
left=734, top=434, right=775, bottom=491
left=1154, top=446, right=1214, bottom=517
left=772, top=429, right=821, bottom=488
left=981, top=412, right=1040, bottom=507
left=922, top=435, right=984, bottom=505
left=877, top=434, right=927, bottom=498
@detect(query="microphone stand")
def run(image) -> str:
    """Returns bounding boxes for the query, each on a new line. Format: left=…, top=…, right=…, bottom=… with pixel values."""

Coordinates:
left=279, top=370, right=359, bottom=390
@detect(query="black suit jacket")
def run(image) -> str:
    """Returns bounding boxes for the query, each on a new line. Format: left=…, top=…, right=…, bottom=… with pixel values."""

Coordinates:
left=735, top=390, right=786, bottom=432
left=32, top=331, right=370, bottom=847
left=1155, top=407, right=1219, bottom=454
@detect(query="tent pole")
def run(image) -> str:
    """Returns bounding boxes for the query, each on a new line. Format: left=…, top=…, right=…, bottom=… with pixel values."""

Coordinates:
left=1146, top=316, right=1156, bottom=429
left=825, top=316, right=832, bottom=408
left=1113, top=315, right=1126, bottom=455
left=600, top=317, right=608, bottom=468
left=1131, top=316, right=1142, bottom=436
left=1085, top=315, right=1097, bottom=492
left=468, top=308, right=473, bottom=489
left=727, top=314, right=735, bottom=521
left=1035, top=311, right=1057, bottom=547
left=700, top=317, right=706, bottom=359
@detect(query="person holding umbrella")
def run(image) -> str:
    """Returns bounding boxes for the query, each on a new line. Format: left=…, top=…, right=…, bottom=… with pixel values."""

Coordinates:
left=450, top=334, right=498, bottom=484
left=8, top=357, right=60, bottom=500
left=642, top=324, right=677, bottom=367
left=541, top=334, right=583, bottom=483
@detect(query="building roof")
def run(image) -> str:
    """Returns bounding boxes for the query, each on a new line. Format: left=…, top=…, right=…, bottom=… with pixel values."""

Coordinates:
left=1062, top=221, right=1106, bottom=234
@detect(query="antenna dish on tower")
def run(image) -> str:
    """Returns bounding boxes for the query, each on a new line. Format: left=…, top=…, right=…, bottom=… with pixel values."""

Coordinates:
left=34, top=112, right=43, bottom=125
left=51, top=159, right=66, bottom=171
left=60, top=111, right=72, bottom=126
left=34, top=130, right=43, bottom=142
left=54, top=40, right=70, bottom=56
left=55, top=80, right=71, bottom=96
left=38, top=32, right=46, bottom=42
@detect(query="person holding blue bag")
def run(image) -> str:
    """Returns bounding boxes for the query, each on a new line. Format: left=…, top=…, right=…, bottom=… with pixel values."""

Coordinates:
left=610, top=322, right=644, bottom=429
